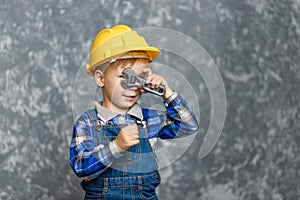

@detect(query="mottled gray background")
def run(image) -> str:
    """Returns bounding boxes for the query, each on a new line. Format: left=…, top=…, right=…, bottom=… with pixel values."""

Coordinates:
left=1, top=0, right=299, bottom=199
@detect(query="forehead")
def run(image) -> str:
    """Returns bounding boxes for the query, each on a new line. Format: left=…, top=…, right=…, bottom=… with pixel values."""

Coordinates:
left=123, top=59, right=149, bottom=72
left=108, top=59, right=149, bottom=73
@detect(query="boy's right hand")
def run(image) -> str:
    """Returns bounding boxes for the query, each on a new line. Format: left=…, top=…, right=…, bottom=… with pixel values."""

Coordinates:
left=114, top=124, right=140, bottom=152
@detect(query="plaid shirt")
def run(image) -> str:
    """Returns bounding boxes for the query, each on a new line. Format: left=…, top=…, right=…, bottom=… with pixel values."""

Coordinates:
left=70, top=92, right=199, bottom=181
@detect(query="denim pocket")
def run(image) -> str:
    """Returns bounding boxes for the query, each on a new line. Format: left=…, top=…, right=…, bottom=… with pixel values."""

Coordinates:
left=138, top=184, right=158, bottom=200
left=83, top=183, right=107, bottom=200
left=138, top=179, right=160, bottom=200
left=85, top=192, right=103, bottom=200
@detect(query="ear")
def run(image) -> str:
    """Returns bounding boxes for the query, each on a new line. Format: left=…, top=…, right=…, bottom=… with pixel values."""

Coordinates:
left=94, top=70, right=104, bottom=87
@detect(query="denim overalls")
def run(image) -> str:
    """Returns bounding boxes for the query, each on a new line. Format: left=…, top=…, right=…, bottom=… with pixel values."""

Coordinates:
left=81, top=109, right=161, bottom=200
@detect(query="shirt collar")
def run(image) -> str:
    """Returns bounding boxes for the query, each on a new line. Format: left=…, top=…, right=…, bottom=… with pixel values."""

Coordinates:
left=94, top=101, right=143, bottom=122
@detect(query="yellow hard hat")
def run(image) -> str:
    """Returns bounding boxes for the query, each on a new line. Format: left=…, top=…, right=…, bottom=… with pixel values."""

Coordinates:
left=86, top=24, right=160, bottom=76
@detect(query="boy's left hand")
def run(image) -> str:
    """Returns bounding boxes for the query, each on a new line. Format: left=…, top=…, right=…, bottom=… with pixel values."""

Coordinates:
left=141, top=68, right=174, bottom=99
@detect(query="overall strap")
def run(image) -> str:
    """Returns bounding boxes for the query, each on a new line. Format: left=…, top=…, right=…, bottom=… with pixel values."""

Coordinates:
left=85, top=108, right=99, bottom=121
left=132, top=108, right=150, bottom=128
left=141, top=108, right=150, bottom=121
left=85, top=108, right=102, bottom=131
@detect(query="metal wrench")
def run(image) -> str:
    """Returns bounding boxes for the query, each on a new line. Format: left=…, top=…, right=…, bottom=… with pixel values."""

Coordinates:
left=121, top=68, right=166, bottom=96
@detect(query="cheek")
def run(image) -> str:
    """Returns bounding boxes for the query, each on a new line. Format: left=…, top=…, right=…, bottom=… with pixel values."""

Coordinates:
left=104, top=79, right=119, bottom=94
left=110, top=81, right=123, bottom=95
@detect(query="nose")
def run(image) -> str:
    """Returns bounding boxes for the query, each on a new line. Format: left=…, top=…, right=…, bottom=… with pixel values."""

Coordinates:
left=128, top=86, right=139, bottom=91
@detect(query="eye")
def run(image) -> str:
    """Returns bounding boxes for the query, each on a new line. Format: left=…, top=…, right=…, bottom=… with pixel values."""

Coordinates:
left=119, top=74, right=126, bottom=79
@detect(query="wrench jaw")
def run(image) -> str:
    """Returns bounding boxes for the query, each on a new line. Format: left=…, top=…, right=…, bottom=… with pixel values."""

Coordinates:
left=121, top=68, right=144, bottom=88
left=121, top=68, right=166, bottom=96
left=128, top=76, right=143, bottom=87
left=120, top=73, right=128, bottom=88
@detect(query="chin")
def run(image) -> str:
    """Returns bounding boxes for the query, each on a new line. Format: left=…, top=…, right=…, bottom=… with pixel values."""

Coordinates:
left=119, top=101, right=135, bottom=108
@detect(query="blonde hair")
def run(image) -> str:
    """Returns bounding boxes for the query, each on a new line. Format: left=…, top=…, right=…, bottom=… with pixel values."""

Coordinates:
left=111, top=58, right=149, bottom=70
left=95, top=58, right=150, bottom=73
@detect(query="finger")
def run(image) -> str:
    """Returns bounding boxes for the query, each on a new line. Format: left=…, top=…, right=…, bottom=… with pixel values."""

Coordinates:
left=129, top=124, right=138, bottom=128
left=130, top=134, right=140, bottom=140
left=152, top=78, right=163, bottom=88
left=124, top=131, right=139, bottom=137
left=146, top=75, right=164, bottom=88
left=151, top=79, right=162, bottom=88
left=131, top=138, right=140, bottom=145
left=145, top=75, right=153, bottom=84
left=125, top=124, right=138, bottom=130
left=148, top=78, right=157, bottom=88
left=125, top=129, right=139, bottom=135
left=123, top=124, right=138, bottom=134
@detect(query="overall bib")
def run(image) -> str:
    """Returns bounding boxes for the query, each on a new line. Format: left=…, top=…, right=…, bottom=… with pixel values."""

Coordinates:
left=81, top=109, right=161, bottom=200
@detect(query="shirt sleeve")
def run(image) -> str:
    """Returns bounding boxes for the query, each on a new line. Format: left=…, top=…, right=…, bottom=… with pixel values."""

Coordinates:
left=69, top=113, right=122, bottom=181
left=157, top=92, right=199, bottom=139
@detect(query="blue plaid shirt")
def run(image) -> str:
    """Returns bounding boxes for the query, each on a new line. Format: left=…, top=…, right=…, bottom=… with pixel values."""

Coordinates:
left=70, top=92, right=199, bottom=181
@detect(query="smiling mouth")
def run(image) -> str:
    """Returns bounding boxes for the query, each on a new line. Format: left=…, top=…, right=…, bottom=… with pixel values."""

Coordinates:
left=123, top=95, right=137, bottom=99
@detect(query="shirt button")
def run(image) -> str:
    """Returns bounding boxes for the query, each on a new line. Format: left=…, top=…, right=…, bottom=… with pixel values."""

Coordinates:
left=165, top=103, right=168, bottom=107
left=119, top=116, right=125, bottom=124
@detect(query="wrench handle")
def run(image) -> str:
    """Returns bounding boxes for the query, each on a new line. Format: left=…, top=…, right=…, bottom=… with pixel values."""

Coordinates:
left=142, top=84, right=166, bottom=96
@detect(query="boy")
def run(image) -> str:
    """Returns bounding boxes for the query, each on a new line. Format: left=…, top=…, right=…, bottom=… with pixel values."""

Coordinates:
left=70, top=24, right=199, bottom=199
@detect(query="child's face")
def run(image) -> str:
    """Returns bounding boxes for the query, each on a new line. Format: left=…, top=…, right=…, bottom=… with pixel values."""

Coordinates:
left=100, top=59, right=149, bottom=114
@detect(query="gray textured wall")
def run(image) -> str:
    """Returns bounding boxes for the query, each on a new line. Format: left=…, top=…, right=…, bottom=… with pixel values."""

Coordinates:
left=1, top=0, right=299, bottom=199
